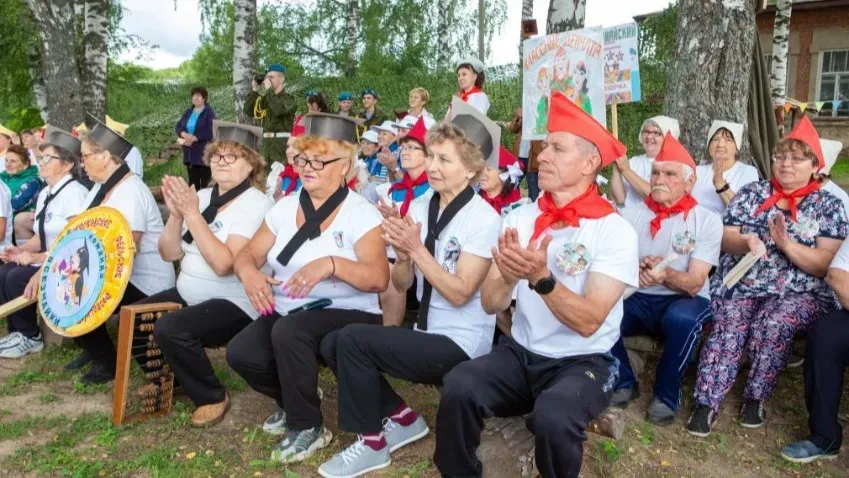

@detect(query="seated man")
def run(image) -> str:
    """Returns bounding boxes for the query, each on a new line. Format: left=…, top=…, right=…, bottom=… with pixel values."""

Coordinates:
left=609, top=133, right=722, bottom=425
left=433, top=91, right=639, bottom=478
left=780, top=236, right=849, bottom=463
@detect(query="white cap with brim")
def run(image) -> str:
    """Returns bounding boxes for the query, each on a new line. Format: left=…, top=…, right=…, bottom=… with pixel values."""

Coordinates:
left=707, top=120, right=744, bottom=152
left=448, top=96, right=501, bottom=168
left=821, top=138, right=844, bottom=175
left=361, top=130, right=379, bottom=144
left=393, top=116, right=419, bottom=130
left=457, top=57, right=486, bottom=74
left=369, top=121, right=398, bottom=136
left=639, top=115, right=680, bottom=143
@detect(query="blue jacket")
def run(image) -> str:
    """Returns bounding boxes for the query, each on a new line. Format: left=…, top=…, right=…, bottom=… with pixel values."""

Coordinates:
left=175, top=105, right=216, bottom=166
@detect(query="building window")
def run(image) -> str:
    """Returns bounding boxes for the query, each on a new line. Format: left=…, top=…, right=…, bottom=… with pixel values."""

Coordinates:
left=818, top=50, right=849, bottom=117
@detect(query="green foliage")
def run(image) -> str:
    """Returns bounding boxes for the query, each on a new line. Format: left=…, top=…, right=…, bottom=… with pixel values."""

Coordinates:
left=3, top=107, right=45, bottom=131
left=0, top=0, right=38, bottom=115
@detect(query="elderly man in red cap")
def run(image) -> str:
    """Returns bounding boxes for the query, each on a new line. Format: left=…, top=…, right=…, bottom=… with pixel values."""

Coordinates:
left=688, top=117, right=849, bottom=437
left=608, top=133, right=722, bottom=426
left=433, top=92, right=639, bottom=478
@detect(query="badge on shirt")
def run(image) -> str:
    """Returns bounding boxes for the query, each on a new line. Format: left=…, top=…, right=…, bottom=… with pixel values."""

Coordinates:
left=209, top=220, right=223, bottom=233
left=556, top=242, right=590, bottom=276
left=792, top=214, right=820, bottom=241
left=333, top=231, right=344, bottom=248
left=442, top=237, right=461, bottom=274
left=672, top=231, right=696, bottom=255
left=46, top=211, right=53, bottom=222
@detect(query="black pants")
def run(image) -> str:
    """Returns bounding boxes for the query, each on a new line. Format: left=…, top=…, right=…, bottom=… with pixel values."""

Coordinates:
left=804, top=309, right=849, bottom=452
left=75, top=283, right=148, bottom=366
left=186, top=164, right=211, bottom=190
left=227, top=308, right=381, bottom=430
left=434, top=336, right=615, bottom=478
left=320, top=324, right=469, bottom=434
left=0, top=263, right=40, bottom=338
left=131, top=288, right=253, bottom=406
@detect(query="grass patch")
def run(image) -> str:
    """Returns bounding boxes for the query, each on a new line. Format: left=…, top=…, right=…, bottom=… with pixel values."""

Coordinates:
left=39, top=392, right=58, bottom=404
left=0, top=415, right=66, bottom=441
left=633, top=422, right=655, bottom=445
left=214, top=365, right=247, bottom=392
left=392, top=459, right=432, bottom=477
left=830, top=154, right=849, bottom=183
left=72, top=380, right=110, bottom=395
left=0, top=370, right=61, bottom=396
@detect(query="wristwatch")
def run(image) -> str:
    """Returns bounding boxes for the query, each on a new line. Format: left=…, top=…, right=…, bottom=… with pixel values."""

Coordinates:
left=529, top=273, right=556, bottom=295
left=715, top=183, right=730, bottom=194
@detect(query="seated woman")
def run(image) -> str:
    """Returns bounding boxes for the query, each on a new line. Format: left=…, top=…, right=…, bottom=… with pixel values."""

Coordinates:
left=127, top=121, right=273, bottom=426
left=0, top=128, right=89, bottom=358
left=1, top=144, right=43, bottom=244
left=29, top=117, right=177, bottom=384
left=691, top=120, right=760, bottom=216
left=266, top=123, right=304, bottom=202
left=317, top=101, right=501, bottom=478
left=227, top=113, right=389, bottom=463
left=374, top=117, right=432, bottom=326
left=687, top=117, right=849, bottom=437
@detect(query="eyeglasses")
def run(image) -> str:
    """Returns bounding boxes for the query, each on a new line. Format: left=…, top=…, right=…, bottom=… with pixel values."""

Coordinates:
left=293, top=154, right=346, bottom=171
left=37, top=154, right=61, bottom=166
left=399, top=145, right=423, bottom=153
left=772, top=154, right=811, bottom=165
left=641, top=130, right=663, bottom=138
left=210, top=153, right=240, bottom=164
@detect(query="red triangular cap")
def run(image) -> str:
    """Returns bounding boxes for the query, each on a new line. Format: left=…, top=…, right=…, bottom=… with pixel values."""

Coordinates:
left=786, top=116, right=824, bottom=170
left=400, top=117, right=427, bottom=148
left=654, top=132, right=696, bottom=171
left=499, top=146, right=520, bottom=169
left=547, top=91, right=626, bottom=166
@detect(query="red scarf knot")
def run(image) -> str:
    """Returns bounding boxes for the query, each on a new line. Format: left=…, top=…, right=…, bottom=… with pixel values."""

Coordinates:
left=644, top=194, right=698, bottom=238
left=460, top=86, right=483, bottom=104
left=531, top=185, right=616, bottom=241
left=481, top=187, right=522, bottom=215
left=388, top=171, right=428, bottom=217
left=278, top=164, right=300, bottom=195
left=753, top=177, right=820, bottom=222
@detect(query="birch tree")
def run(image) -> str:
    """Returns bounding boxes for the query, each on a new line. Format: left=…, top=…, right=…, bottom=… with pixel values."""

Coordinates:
left=769, top=0, right=792, bottom=133
left=547, top=0, right=586, bottom=34
left=26, top=0, right=84, bottom=130
left=345, top=0, right=358, bottom=77
left=83, top=0, right=109, bottom=120
left=437, top=0, right=453, bottom=69
left=232, top=0, right=257, bottom=123
left=663, top=0, right=756, bottom=159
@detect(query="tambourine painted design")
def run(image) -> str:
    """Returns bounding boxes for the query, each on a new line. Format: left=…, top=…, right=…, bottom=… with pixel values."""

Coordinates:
left=38, top=207, right=134, bottom=337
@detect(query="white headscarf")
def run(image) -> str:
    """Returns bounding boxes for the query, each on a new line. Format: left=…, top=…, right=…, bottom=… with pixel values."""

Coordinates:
left=707, top=120, right=744, bottom=152
left=820, top=138, right=844, bottom=175
left=638, top=115, right=680, bottom=144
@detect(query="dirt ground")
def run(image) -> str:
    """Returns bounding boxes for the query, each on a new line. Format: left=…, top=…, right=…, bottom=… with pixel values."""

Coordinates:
left=0, top=343, right=847, bottom=478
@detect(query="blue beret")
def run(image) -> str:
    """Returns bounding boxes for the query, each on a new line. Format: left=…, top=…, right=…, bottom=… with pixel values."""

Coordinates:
left=361, top=88, right=379, bottom=99
left=337, top=91, right=353, bottom=101
left=267, top=64, right=287, bottom=74
left=304, top=89, right=319, bottom=98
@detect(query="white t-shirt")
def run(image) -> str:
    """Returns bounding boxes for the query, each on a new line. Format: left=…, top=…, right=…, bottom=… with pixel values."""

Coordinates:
left=506, top=203, right=639, bottom=359
left=178, top=187, right=272, bottom=319
left=0, top=181, right=12, bottom=250
left=829, top=236, right=849, bottom=272
left=125, top=147, right=144, bottom=179
left=622, top=202, right=722, bottom=298
left=407, top=194, right=499, bottom=359
left=619, top=154, right=654, bottom=212
left=85, top=174, right=175, bottom=296
left=823, top=181, right=849, bottom=216
left=33, top=175, right=88, bottom=255
left=265, top=191, right=382, bottom=315
left=466, top=92, right=491, bottom=116
left=692, top=162, right=760, bottom=216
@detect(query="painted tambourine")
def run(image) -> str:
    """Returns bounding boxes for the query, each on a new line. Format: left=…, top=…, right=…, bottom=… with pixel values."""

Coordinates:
left=37, top=207, right=134, bottom=337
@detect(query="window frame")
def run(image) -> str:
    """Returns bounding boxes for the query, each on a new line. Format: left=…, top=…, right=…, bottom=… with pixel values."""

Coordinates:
left=816, top=49, right=849, bottom=118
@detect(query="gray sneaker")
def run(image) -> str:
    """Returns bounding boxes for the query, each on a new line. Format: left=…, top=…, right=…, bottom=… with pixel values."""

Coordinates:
left=263, top=407, right=287, bottom=435
left=0, top=334, right=43, bottom=359
left=0, top=332, right=22, bottom=347
left=646, top=398, right=676, bottom=426
left=271, top=426, right=333, bottom=463
left=318, top=437, right=391, bottom=478
left=383, top=416, right=430, bottom=453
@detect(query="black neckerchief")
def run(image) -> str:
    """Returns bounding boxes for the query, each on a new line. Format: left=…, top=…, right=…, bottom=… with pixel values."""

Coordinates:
left=417, top=186, right=475, bottom=331
left=276, top=186, right=349, bottom=266
left=88, top=163, right=131, bottom=209
left=183, top=179, right=252, bottom=244
left=36, top=177, right=76, bottom=252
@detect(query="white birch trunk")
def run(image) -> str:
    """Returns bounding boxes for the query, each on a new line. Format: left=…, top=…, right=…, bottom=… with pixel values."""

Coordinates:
left=233, top=0, right=257, bottom=124
left=345, top=0, right=358, bottom=77
left=26, top=0, right=85, bottom=130
left=83, top=0, right=109, bottom=120
left=437, top=0, right=452, bottom=70
left=769, top=0, right=792, bottom=107
left=664, top=0, right=756, bottom=160
left=546, top=0, right=586, bottom=34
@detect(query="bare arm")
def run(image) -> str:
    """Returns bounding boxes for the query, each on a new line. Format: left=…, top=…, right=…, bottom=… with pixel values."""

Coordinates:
left=720, top=225, right=752, bottom=255
left=609, top=167, right=627, bottom=205
left=782, top=237, right=842, bottom=279
left=234, top=222, right=275, bottom=275
left=826, top=266, right=849, bottom=309
left=391, top=258, right=416, bottom=293
left=481, top=261, right=516, bottom=314
left=662, top=259, right=712, bottom=297
left=717, top=187, right=736, bottom=206
left=408, top=246, right=492, bottom=307
left=541, top=272, right=627, bottom=338
left=158, top=213, right=185, bottom=262
left=620, top=167, right=651, bottom=199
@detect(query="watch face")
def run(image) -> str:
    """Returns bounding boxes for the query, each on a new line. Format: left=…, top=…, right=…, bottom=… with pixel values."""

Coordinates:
left=536, top=276, right=556, bottom=294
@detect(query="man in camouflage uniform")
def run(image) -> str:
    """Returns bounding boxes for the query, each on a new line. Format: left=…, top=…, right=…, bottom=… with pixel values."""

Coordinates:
left=357, top=89, right=390, bottom=132
left=243, top=64, right=297, bottom=163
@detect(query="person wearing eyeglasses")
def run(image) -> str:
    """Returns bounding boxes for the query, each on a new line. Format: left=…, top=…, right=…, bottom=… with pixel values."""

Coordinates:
left=691, top=121, right=760, bottom=216
left=610, top=116, right=680, bottom=212
left=687, top=117, right=849, bottom=437
left=0, top=144, right=43, bottom=245
left=227, top=113, right=388, bottom=464
left=0, top=128, right=88, bottom=359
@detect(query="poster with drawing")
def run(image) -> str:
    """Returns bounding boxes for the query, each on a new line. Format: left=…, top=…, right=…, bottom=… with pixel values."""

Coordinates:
left=603, top=23, right=641, bottom=104
left=522, top=26, right=605, bottom=140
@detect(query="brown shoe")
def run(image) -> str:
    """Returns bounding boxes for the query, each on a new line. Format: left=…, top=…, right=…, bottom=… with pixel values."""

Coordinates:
left=191, top=393, right=230, bottom=427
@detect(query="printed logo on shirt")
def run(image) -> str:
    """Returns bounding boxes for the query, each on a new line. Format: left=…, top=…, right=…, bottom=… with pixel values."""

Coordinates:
left=442, top=237, right=461, bottom=274
left=46, top=211, right=53, bottom=222
left=792, top=214, right=820, bottom=241
left=672, top=231, right=697, bottom=255
left=333, top=231, right=344, bottom=248
left=555, top=242, right=590, bottom=276
left=209, top=220, right=223, bottom=233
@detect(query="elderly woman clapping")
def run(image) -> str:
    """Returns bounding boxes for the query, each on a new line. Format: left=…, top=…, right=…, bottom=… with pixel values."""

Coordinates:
left=690, top=121, right=760, bottom=215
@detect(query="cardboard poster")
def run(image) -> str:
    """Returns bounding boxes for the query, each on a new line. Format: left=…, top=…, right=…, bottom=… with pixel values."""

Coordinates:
left=603, top=23, right=641, bottom=105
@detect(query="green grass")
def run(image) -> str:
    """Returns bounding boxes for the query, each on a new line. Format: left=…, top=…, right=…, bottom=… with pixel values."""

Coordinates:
left=829, top=154, right=849, bottom=183
left=0, top=415, right=67, bottom=441
left=214, top=364, right=247, bottom=392
left=143, top=153, right=188, bottom=187
left=0, top=370, right=61, bottom=396
left=39, top=392, right=58, bottom=404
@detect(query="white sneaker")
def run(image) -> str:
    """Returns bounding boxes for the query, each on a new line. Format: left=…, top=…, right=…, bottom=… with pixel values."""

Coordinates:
left=0, top=332, right=24, bottom=349
left=318, top=436, right=391, bottom=478
left=383, top=416, right=430, bottom=453
left=0, top=334, right=43, bottom=359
